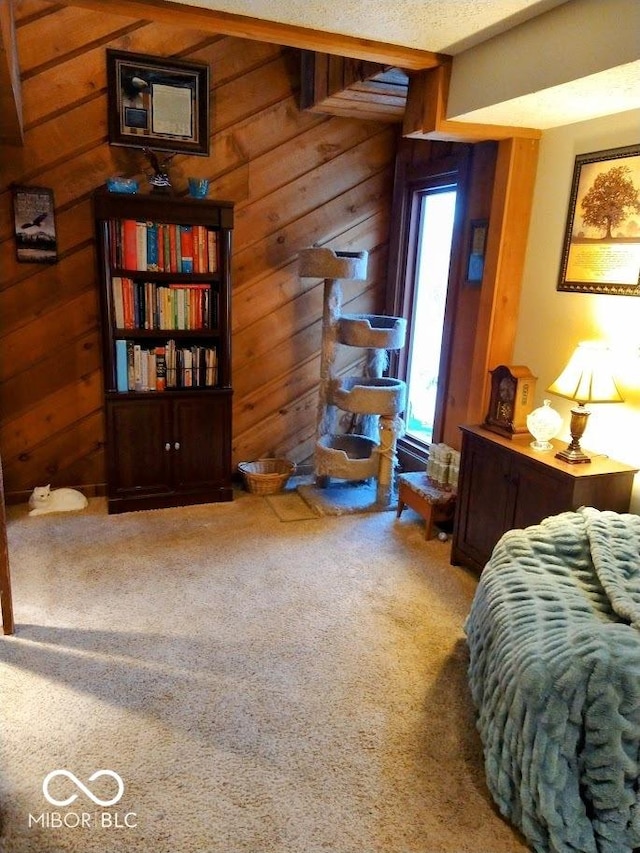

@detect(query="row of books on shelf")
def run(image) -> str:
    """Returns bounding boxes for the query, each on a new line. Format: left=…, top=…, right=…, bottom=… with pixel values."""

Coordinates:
left=115, top=339, right=218, bottom=392
left=112, top=276, right=216, bottom=330
left=107, top=219, right=218, bottom=274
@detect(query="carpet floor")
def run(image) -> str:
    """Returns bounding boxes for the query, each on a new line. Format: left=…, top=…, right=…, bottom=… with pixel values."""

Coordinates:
left=0, top=492, right=528, bottom=853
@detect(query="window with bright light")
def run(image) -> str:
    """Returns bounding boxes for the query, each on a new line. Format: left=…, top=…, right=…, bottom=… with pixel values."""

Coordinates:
left=405, top=189, right=457, bottom=445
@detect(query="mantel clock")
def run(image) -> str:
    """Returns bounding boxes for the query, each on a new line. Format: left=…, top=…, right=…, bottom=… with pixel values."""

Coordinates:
left=484, top=365, right=537, bottom=438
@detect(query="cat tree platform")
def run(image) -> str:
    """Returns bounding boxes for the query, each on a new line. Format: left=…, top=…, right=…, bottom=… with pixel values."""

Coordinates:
left=331, top=377, right=406, bottom=416
left=337, top=314, right=407, bottom=350
left=314, top=434, right=379, bottom=480
left=298, top=247, right=368, bottom=281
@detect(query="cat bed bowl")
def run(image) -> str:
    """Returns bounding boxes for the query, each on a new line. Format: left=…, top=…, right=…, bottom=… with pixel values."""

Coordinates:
left=337, top=314, right=407, bottom=350
left=332, top=377, right=407, bottom=416
left=315, top=434, right=379, bottom=480
left=238, top=458, right=296, bottom=495
left=298, top=247, right=368, bottom=281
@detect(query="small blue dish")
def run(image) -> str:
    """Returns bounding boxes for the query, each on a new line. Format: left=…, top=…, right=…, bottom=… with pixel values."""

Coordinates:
left=107, top=177, right=139, bottom=194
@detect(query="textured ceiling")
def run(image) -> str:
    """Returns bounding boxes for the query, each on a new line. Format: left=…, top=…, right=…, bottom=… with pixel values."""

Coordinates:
left=167, top=0, right=640, bottom=129
left=166, top=0, right=569, bottom=54
left=453, top=60, right=640, bottom=129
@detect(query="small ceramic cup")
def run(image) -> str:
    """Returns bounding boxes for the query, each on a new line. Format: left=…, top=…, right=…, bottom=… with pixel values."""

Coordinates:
left=188, top=178, right=209, bottom=199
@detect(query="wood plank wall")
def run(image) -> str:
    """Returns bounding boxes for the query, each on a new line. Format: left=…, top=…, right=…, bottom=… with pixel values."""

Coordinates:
left=0, top=0, right=398, bottom=501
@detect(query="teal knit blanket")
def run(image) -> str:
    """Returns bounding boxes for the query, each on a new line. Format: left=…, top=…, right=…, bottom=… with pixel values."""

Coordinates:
left=465, top=508, right=640, bottom=853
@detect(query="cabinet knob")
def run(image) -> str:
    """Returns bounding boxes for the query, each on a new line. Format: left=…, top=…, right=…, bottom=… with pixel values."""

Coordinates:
left=164, top=442, right=171, bottom=451
left=174, top=442, right=181, bottom=451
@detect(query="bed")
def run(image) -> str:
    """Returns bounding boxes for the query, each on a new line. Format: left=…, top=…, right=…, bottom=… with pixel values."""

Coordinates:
left=465, top=506, right=640, bottom=853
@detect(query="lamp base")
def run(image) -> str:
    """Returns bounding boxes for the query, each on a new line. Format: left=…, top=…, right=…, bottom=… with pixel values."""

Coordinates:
left=555, top=445, right=591, bottom=464
left=554, top=404, right=592, bottom=464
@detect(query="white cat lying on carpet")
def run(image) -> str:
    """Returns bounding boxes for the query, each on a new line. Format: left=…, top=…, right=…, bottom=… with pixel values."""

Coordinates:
left=28, top=485, right=88, bottom=516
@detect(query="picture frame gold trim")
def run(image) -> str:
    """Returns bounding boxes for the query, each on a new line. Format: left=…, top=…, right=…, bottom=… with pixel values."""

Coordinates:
left=557, top=144, right=640, bottom=296
left=106, top=49, right=210, bottom=157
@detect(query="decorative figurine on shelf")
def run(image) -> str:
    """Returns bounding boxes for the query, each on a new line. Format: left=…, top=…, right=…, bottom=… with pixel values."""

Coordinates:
left=142, top=147, right=176, bottom=193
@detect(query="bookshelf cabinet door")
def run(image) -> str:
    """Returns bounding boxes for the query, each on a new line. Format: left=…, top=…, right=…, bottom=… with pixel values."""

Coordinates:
left=172, top=393, right=231, bottom=494
left=107, top=399, right=173, bottom=499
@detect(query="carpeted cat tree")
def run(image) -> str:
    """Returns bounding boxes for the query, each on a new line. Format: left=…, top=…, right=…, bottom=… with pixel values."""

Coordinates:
left=298, top=247, right=407, bottom=513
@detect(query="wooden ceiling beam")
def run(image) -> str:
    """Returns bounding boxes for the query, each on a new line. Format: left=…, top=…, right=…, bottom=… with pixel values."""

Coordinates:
left=0, top=0, right=24, bottom=147
left=55, top=0, right=446, bottom=71
left=403, top=63, right=542, bottom=142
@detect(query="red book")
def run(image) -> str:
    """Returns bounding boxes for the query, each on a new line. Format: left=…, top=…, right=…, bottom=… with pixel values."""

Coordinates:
left=122, top=220, right=138, bottom=270
left=155, top=346, right=166, bottom=391
left=180, top=226, right=194, bottom=273
left=169, top=225, right=178, bottom=273
left=122, top=278, right=135, bottom=329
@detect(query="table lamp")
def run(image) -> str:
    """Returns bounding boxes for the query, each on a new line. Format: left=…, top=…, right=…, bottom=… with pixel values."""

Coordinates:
left=547, top=342, right=624, bottom=464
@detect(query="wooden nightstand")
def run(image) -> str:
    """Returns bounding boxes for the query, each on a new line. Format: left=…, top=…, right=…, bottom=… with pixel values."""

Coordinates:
left=451, top=425, right=638, bottom=573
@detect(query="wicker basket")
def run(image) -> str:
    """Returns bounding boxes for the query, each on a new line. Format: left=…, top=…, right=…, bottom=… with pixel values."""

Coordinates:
left=238, top=458, right=296, bottom=495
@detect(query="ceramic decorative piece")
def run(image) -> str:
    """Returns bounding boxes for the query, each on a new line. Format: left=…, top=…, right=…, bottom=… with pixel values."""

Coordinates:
left=188, top=178, right=209, bottom=198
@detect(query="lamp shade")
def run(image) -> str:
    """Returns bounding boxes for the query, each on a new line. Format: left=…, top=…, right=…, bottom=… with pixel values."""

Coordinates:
left=547, top=342, right=624, bottom=405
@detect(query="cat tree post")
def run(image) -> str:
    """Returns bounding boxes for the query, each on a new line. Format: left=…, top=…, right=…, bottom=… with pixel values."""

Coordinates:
left=377, top=414, right=404, bottom=506
left=360, top=347, right=387, bottom=440
left=317, top=275, right=342, bottom=441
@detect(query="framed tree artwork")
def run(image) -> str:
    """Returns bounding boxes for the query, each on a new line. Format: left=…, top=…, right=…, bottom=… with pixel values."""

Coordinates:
left=106, top=49, right=210, bottom=156
left=557, top=144, right=640, bottom=295
left=12, top=185, right=58, bottom=264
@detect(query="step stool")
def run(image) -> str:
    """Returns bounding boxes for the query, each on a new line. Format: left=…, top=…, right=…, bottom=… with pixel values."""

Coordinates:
left=396, top=471, right=456, bottom=540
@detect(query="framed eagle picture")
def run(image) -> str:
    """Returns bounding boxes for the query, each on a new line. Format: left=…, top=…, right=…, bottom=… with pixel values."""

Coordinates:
left=106, top=49, right=210, bottom=157
left=12, top=185, right=58, bottom=264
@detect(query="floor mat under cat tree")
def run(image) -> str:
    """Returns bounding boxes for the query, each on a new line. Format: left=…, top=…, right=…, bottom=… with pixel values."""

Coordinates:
left=297, top=480, right=396, bottom=516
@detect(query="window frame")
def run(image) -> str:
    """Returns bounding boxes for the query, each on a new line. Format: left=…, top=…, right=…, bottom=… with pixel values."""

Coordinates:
left=386, top=148, right=470, bottom=469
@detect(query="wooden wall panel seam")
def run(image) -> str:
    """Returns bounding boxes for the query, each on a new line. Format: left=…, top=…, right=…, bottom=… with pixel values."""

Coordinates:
left=19, top=22, right=147, bottom=80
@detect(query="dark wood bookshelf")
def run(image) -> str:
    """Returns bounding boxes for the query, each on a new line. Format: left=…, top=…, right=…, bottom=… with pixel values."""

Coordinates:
left=93, top=190, right=234, bottom=514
